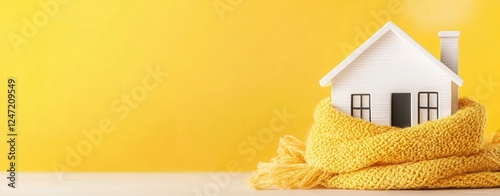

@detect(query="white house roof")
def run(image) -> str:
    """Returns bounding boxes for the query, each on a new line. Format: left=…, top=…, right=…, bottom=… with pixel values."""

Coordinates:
left=319, top=21, right=464, bottom=87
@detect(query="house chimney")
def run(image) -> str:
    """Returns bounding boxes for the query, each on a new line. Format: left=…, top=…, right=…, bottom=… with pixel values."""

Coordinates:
left=439, top=31, right=460, bottom=114
left=438, top=31, right=460, bottom=74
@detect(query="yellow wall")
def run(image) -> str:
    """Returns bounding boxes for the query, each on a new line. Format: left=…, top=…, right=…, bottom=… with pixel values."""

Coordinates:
left=1, top=0, right=499, bottom=172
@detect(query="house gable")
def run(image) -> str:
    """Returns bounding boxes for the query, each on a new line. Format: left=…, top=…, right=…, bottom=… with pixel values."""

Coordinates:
left=319, top=21, right=463, bottom=87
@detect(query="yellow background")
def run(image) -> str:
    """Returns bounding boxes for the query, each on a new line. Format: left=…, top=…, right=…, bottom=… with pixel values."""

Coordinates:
left=0, top=0, right=499, bottom=172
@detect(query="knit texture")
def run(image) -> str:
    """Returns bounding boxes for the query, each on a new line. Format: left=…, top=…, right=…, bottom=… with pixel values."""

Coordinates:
left=248, top=97, right=500, bottom=190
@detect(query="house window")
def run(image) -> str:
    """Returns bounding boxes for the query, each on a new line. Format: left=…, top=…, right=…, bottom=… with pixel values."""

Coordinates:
left=351, top=94, right=371, bottom=121
left=418, top=92, right=438, bottom=123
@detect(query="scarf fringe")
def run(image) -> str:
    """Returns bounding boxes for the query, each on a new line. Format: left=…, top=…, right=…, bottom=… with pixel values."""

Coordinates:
left=248, top=135, right=333, bottom=189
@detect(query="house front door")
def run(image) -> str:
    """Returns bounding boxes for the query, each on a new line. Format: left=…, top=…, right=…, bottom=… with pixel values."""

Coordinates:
left=391, top=93, right=411, bottom=128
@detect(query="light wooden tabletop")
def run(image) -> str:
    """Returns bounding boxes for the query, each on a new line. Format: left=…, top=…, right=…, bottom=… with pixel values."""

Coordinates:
left=1, top=172, right=499, bottom=196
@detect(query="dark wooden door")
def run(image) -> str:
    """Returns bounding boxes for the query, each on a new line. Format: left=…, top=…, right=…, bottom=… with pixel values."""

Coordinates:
left=391, top=93, right=411, bottom=128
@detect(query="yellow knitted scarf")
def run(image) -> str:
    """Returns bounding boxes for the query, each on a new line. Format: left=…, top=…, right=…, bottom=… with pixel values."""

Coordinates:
left=249, top=97, right=500, bottom=190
